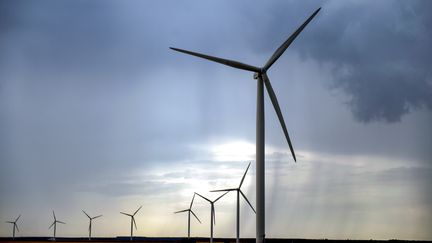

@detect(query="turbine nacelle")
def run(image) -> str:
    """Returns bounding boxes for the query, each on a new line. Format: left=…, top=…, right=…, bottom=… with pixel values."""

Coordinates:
left=253, top=72, right=260, bottom=80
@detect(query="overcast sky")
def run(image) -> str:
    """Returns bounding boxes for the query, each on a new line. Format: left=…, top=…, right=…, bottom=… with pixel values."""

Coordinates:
left=1, top=0, right=431, bottom=240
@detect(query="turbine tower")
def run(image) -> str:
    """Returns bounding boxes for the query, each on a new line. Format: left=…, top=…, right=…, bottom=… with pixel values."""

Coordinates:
left=5, top=215, right=20, bottom=240
left=49, top=211, right=65, bottom=241
left=174, top=194, right=201, bottom=238
left=170, top=7, right=321, bottom=243
left=195, top=192, right=229, bottom=243
left=82, top=210, right=102, bottom=240
left=120, top=206, right=142, bottom=241
left=211, top=162, right=256, bottom=243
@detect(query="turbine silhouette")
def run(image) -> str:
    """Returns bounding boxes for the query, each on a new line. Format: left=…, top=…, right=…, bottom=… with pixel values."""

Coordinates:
left=174, top=194, right=201, bottom=238
left=170, top=7, right=321, bottom=243
left=82, top=210, right=102, bottom=240
left=120, top=206, right=142, bottom=241
left=211, top=162, right=255, bottom=243
left=195, top=192, right=229, bottom=243
left=5, top=215, right=20, bottom=240
left=49, top=211, right=65, bottom=241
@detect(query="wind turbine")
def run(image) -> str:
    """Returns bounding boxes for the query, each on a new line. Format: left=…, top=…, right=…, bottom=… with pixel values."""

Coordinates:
left=49, top=211, right=65, bottom=241
left=170, top=7, right=321, bottom=243
left=211, top=162, right=255, bottom=243
left=195, top=192, right=229, bottom=243
left=82, top=210, right=102, bottom=240
left=120, top=206, right=142, bottom=241
left=174, top=193, right=201, bottom=239
left=5, top=215, right=20, bottom=240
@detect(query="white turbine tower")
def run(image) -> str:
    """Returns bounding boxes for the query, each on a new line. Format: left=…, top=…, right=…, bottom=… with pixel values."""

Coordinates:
left=5, top=215, right=20, bottom=240
left=174, top=194, right=201, bottom=239
left=82, top=210, right=102, bottom=240
left=120, top=206, right=142, bottom=241
left=211, top=162, right=255, bottom=243
left=49, top=211, right=65, bottom=241
left=170, top=7, right=321, bottom=243
left=195, top=192, right=229, bottom=243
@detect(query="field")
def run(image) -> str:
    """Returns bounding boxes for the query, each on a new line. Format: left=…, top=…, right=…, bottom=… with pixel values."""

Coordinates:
left=0, top=238, right=431, bottom=243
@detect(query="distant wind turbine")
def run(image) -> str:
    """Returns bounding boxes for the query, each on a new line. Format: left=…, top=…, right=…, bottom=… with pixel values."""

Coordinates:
left=174, top=194, right=201, bottom=239
left=195, top=192, right=229, bottom=243
left=82, top=210, right=102, bottom=240
left=120, top=206, right=142, bottom=241
left=5, top=215, right=20, bottom=240
left=211, top=162, right=255, bottom=243
left=49, top=211, right=65, bottom=241
left=170, top=7, right=321, bottom=243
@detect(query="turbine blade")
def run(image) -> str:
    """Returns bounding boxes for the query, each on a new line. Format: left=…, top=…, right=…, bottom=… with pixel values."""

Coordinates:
left=15, top=224, right=19, bottom=232
left=49, top=222, right=55, bottom=229
left=190, top=210, right=201, bottom=224
left=189, top=193, right=195, bottom=209
left=240, top=190, right=256, bottom=213
left=6, top=221, right=14, bottom=224
left=120, top=212, right=132, bottom=217
left=263, top=7, right=321, bottom=71
left=214, top=191, right=229, bottom=203
left=57, top=221, right=66, bottom=224
left=170, top=47, right=261, bottom=73
left=174, top=209, right=189, bottom=214
left=15, top=215, right=21, bottom=222
left=53, top=211, right=56, bottom=221
left=133, top=206, right=142, bottom=216
left=239, top=162, right=251, bottom=188
left=210, top=188, right=236, bottom=193
left=195, top=192, right=211, bottom=203
left=133, top=218, right=137, bottom=230
left=263, top=73, right=296, bottom=161
left=92, top=215, right=103, bottom=219
left=82, top=210, right=91, bottom=219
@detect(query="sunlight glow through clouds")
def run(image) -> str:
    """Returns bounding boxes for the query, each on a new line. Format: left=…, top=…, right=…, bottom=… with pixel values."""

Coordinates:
left=211, top=141, right=255, bottom=162
left=197, top=140, right=282, bottom=163
left=69, top=138, right=432, bottom=240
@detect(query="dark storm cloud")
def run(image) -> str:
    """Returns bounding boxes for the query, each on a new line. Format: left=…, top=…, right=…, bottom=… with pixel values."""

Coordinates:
left=294, top=0, right=432, bottom=122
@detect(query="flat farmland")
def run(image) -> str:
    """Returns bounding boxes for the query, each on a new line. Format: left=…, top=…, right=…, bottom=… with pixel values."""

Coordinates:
left=1, top=238, right=431, bottom=243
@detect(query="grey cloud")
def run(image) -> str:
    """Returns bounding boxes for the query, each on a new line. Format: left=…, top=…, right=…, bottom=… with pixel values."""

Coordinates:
left=294, top=0, right=432, bottom=122
left=81, top=180, right=188, bottom=198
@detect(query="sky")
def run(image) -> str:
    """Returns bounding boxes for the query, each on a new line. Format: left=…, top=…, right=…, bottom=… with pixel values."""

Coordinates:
left=1, top=0, right=431, bottom=240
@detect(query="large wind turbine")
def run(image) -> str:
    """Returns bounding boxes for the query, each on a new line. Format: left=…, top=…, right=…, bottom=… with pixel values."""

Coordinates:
left=174, top=194, right=201, bottom=239
left=120, top=206, right=142, bottom=241
left=5, top=215, right=20, bottom=240
left=195, top=192, right=229, bottom=243
left=211, top=162, right=255, bottom=243
left=82, top=210, right=102, bottom=240
left=49, top=211, right=65, bottom=241
left=170, top=7, right=321, bottom=243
